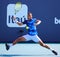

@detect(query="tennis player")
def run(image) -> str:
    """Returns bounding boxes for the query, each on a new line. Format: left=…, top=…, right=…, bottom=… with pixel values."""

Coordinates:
left=5, top=12, right=58, bottom=55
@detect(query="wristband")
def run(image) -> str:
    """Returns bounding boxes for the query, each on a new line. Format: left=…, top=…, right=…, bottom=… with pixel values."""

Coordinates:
left=36, top=21, right=40, bottom=25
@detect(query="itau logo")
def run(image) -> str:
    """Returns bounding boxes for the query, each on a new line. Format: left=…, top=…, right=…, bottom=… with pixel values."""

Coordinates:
left=7, top=4, right=28, bottom=27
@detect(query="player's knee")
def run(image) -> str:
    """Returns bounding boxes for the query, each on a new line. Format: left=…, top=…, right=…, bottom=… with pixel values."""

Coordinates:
left=19, top=37, right=26, bottom=41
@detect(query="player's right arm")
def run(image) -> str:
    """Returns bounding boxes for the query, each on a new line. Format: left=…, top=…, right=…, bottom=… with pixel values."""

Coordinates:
left=13, top=16, right=24, bottom=26
left=16, top=22, right=23, bottom=26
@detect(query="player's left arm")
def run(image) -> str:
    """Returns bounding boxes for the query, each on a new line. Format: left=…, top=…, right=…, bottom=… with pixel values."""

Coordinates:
left=35, top=19, right=41, bottom=25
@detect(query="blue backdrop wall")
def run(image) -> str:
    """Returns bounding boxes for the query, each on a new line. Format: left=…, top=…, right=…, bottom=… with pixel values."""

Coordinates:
left=0, top=0, right=60, bottom=43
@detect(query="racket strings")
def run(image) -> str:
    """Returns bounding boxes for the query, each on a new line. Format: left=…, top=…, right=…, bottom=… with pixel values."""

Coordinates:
left=15, top=2, right=22, bottom=14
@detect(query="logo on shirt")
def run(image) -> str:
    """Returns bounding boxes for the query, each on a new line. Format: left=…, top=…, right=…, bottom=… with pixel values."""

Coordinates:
left=7, top=4, right=28, bottom=27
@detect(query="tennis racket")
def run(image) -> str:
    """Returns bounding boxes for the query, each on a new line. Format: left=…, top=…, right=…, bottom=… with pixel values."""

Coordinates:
left=13, top=2, right=22, bottom=22
left=14, top=2, right=22, bottom=15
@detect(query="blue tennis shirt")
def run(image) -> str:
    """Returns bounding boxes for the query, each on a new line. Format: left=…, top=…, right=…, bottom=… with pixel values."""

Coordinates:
left=23, top=18, right=38, bottom=36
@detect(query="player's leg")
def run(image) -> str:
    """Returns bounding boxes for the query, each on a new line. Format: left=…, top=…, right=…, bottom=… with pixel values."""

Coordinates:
left=37, top=37, right=58, bottom=55
left=38, top=40, right=50, bottom=49
left=31, top=35, right=58, bottom=55
left=31, top=35, right=51, bottom=49
left=38, top=40, right=58, bottom=55
left=5, top=36, right=26, bottom=50
left=13, top=36, right=26, bottom=45
left=13, top=34, right=31, bottom=45
left=5, top=34, right=31, bottom=50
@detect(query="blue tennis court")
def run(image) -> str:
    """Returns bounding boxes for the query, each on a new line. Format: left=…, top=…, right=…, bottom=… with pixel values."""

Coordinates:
left=0, top=43, right=60, bottom=57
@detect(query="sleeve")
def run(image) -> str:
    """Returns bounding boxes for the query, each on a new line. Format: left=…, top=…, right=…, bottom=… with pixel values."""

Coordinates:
left=33, top=18, right=37, bottom=23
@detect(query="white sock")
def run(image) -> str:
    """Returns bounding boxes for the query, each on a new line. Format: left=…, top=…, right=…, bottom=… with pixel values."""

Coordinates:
left=8, top=44, right=13, bottom=47
left=49, top=48, right=54, bottom=51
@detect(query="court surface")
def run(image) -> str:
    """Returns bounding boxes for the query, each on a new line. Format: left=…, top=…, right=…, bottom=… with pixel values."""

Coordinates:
left=0, top=43, right=60, bottom=57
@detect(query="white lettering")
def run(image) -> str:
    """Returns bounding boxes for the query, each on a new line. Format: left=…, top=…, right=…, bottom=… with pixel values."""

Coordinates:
left=54, top=17, right=60, bottom=24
